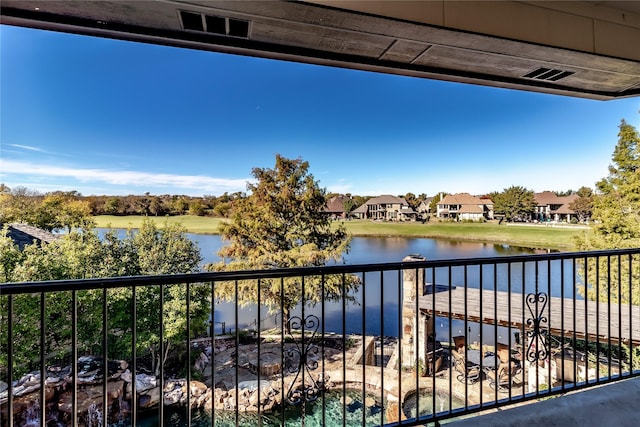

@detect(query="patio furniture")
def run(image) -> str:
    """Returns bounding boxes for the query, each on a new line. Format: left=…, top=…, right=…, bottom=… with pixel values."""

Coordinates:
left=451, top=349, right=481, bottom=384
left=486, top=347, right=523, bottom=392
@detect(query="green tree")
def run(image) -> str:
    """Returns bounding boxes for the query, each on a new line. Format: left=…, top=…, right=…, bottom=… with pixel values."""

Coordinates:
left=104, top=197, right=124, bottom=215
left=172, top=197, right=189, bottom=215
left=149, top=196, right=166, bottom=216
left=0, top=186, right=40, bottom=224
left=189, top=200, right=206, bottom=216
left=575, top=119, right=640, bottom=305
left=493, top=186, right=536, bottom=222
left=0, top=226, right=24, bottom=282
left=429, top=192, right=447, bottom=214
left=555, top=189, right=574, bottom=197
left=343, top=197, right=356, bottom=217
left=404, top=192, right=417, bottom=208
left=207, top=155, right=358, bottom=332
left=1, top=219, right=205, bottom=376
left=569, top=186, right=594, bottom=223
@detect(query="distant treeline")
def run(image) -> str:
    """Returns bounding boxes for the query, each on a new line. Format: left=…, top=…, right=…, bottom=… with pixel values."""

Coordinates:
left=85, top=191, right=247, bottom=217
left=0, top=184, right=380, bottom=222
left=0, top=185, right=248, bottom=220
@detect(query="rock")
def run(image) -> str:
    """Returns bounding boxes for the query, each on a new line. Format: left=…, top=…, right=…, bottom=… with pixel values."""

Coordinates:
left=135, top=374, right=156, bottom=393
left=120, top=369, right=132, bottom=383
left=164, top=379, right=184, bottom=392
left=248, top=391, right=259, bottom=407
left=164, top=387, right=183, bottom=406
left=139, top=387, right=160, bottom=409
left=190, top=381, right=208, bottom=398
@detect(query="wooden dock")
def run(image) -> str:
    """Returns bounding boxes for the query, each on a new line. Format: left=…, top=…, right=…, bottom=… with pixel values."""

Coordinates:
left=417, top=286, right=640, bottom=345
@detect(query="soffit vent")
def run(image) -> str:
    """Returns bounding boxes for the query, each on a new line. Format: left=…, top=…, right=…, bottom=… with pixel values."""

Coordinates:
left=523, top=67, right=574, bottom=82
left=179, top=10, right=250, bottom=38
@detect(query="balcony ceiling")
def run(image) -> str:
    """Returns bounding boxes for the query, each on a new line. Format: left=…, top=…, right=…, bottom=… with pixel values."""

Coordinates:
left=1, top=1, right=639, bottom=100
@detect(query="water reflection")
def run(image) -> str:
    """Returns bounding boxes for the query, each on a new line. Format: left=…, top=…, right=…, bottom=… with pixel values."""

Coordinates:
left=97, top=230, right=577, bottom=342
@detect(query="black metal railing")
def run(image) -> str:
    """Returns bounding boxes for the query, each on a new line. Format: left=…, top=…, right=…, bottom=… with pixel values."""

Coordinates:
left=1, top=248, right=639, bottom=426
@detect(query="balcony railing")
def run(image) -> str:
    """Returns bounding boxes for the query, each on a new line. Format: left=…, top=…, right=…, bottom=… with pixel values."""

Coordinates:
left=1, top=248, right=639, bottom=426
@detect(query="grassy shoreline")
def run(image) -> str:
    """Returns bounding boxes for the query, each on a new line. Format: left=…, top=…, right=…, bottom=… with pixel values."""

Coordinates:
left=94, top=215, right=586, bottom=250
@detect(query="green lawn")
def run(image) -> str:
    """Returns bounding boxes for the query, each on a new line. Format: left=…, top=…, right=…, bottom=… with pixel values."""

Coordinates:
left=94, top=215, right=226, bottom=234
left=94, top=216, right=587, bottom=250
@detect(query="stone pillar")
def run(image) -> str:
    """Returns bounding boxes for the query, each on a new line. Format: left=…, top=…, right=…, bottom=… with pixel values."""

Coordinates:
left=401, top=254, right=425, bottom=370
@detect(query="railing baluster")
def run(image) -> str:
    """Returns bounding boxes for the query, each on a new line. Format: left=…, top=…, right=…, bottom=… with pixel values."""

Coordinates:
left=7, top=294, right=13, bottom=427
left=431, top=265, right=436, bottom=419
left=234, top=279, right=239, bottom=427
left=72, top=290, right=78, bottom=427
left=507, top=262, right=513, bottom=401
left=361, top=272, right=366, bottom=427
left=256, top=278, right=261, bottom=427
left=342, top=272, right=347, bottom=427
left=414, top=265, right=419, bottom=419
left=396, top=268, right=402, bottom=426
left=617, top=255, right=622, bottom=378
left=160, top=284, right=165, bottom=426
left=447, top=264, right=453, bottom=413
left=607, top=255, right=612, bottom=381
left=132, top=285, right=137, bottom=427
left=321, top=272, right=326, bottom=427
left=560, top=258, right=565, bottom=393
left=478, top=264, right=483, bottom=407
left=596, top=257, right=600, bottom=382
left=584, top=256, right=589, bottom=385
left=280, top=276, right=285, bottom=427
left=521, top=261, right=526, bottom=398
left=102, top=288, right=108, bottom=426
left=629, top=255, right=634, bottom=375
left=493, top=263, right=498, bottom=404
left=40, top=292, right=45, bottom=426
left=186, top=282, right=192, bottom=427
left=547, top=259, right=551, bottom=392
left=572, top=257, right=577, bottom=389
left=463, top=264, right=468, bottom=411
left=379, top=270, right=384, bottom=427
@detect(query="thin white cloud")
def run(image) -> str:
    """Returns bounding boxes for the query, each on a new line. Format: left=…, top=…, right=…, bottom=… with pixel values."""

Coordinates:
left=8, top=144, right=47, bottom=152
left=1, top=160, right=250, bottom=194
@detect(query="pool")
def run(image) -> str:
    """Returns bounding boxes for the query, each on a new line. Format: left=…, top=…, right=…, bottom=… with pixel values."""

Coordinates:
left=402, top=389, right=466, bottom=419
left=135, top=390, right=385, bottom=427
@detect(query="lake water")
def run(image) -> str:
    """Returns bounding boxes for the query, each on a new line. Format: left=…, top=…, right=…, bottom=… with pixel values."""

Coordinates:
left=100, top=230, right=577, bottom=345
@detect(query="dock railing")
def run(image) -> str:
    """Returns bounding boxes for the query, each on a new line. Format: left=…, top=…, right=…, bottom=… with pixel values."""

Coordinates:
left=1, top=248, right=639, bottom=426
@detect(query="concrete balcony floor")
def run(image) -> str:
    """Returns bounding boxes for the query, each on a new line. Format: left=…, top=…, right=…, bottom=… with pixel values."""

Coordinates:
left=447, top=376, right=640, bottom=427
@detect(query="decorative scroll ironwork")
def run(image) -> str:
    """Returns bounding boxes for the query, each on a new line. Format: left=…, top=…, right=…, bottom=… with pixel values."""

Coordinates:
left=525, top=292, right=549, bottom=363
left=285, top=314, right=323, bottom=405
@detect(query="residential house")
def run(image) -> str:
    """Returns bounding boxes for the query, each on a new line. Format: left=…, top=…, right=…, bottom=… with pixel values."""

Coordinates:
left=324, top=195, right=349, bottom=219
left=534, top=191, right=579, bottom=223
left=352, top=195, right=416, bottom=221
left=436, top=193, right=494, bottom=221
left=416, top=198, right=433, bottom=220
left=351, top=203, right=369, bottom=220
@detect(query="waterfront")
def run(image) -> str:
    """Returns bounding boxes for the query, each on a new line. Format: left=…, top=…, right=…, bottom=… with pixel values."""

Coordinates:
left=185, top=233, right=578, bottom=344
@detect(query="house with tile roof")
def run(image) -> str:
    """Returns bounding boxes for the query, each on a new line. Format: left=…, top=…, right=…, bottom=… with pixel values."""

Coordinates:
left=351, top=195, right=416, bottom=221
left=534, top=191, right=579, bottom=222
left=436, top=193, right=494, bottom=221
left=324, top=195, right=349, bottom=219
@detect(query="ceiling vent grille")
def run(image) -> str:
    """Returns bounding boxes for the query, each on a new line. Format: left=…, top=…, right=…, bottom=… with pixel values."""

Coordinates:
left=179, top=10, right=250, bottom=38
left=523, top=68, right=574, bottom=82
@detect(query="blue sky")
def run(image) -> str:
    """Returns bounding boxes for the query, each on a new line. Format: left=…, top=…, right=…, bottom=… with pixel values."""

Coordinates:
left=1, top=25, right=639, bottom=198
